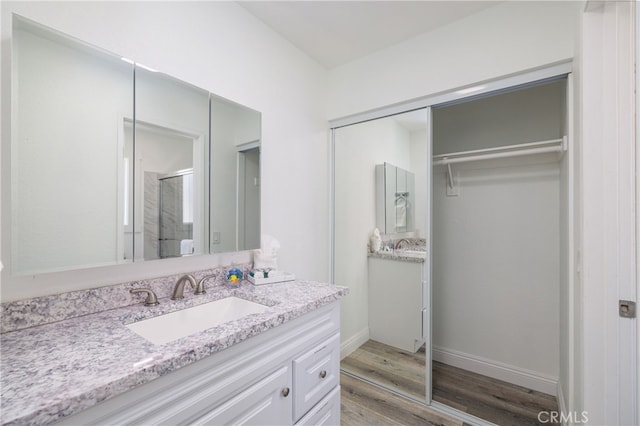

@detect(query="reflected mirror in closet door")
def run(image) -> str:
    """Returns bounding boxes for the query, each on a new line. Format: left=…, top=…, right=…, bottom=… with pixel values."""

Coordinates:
left=334, top=108, right=430, bottom=402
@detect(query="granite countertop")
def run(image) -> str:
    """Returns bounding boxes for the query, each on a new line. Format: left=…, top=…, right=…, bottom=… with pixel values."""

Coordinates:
left=368, top=249, right=427, bottom=263
left=0, top=280, right=348, bottom=425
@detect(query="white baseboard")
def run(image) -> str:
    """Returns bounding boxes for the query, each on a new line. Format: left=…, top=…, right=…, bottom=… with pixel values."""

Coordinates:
left=433, top=345, right=558, bottom=395
left=557, top=382, right=568, bottom=426
left=340, top=327, right=369, bottom=359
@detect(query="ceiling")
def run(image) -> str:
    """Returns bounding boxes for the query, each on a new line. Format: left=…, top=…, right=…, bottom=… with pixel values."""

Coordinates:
left=238, top=1, right=501, bottom=69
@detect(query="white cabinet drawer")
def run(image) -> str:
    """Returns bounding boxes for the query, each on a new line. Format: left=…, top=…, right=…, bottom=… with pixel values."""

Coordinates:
left=193, top=364, right=292, bottom=426
left=295, top=386, right=340, bottom=426
left=293, top=333, right=340, bottom=421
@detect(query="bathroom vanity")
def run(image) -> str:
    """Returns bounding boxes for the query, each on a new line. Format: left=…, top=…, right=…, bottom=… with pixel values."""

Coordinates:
left=0, top=278, right=347, bottom=425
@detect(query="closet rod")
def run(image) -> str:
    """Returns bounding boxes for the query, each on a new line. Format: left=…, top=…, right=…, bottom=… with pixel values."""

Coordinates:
left=433, top=138, right=566, bottom=166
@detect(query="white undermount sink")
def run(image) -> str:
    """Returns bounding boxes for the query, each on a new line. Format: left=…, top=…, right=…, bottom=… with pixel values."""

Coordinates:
left=126, top=297, right=269, bottom=345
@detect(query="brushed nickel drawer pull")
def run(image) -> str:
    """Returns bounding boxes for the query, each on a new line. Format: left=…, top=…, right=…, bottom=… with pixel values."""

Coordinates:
left=319, top=370, right=327, bottom=379
left=281, top=387, right=290, bottom=397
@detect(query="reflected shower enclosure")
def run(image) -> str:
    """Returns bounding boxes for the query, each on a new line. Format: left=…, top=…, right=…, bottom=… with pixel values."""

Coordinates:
left=129, top=119, right=201, bottom=262
left=158, top=171, right=193, bottom=259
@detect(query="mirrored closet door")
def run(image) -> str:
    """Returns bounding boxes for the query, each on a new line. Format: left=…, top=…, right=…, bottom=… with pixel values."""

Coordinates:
left=333, top=64, right=572, bottom=426
left=333, top=108, right=431, bottom=402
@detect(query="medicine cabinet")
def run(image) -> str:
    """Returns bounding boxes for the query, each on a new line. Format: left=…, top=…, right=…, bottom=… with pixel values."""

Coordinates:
left=375, top=162, right=415, bottom=234
left=9, top=15, right=261, bottom=276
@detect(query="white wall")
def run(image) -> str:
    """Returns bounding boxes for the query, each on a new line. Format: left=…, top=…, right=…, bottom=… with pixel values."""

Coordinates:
left=328, top=1, right=582, bottom=120
left=432, top=81, right=566, bottom=155
left=1, top=1, right=329, bottom=301
left=432, top=160, right=560, bottom=382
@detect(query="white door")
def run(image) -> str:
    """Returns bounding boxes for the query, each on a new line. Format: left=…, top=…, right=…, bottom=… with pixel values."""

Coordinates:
left=581, top=1, right=637, bottom=424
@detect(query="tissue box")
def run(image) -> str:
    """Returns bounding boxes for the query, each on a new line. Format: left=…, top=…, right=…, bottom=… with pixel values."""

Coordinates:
left=248, top=271, right=296, bottom=285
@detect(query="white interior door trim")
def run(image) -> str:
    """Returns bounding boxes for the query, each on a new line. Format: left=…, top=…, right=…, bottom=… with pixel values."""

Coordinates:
left=581, top=2, right=637, bottom=424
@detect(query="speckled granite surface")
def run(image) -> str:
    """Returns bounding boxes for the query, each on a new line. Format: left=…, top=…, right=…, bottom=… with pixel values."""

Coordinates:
left=0, top=279, right=347, bottom=425
left=368, top=249, right=426, bottom=263
left=367, top=238, right=426, bottom=263
left=0, top=265, right=253, bottom=333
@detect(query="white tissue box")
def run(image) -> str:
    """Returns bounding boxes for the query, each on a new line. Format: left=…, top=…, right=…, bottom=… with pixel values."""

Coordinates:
left=248, top=271, right=295, bottom=285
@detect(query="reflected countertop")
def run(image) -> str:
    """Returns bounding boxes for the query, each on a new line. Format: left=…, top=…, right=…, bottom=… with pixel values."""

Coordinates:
left=368, top=248, right=427, bottom=263
left=0, top=280, right=347, bottom=425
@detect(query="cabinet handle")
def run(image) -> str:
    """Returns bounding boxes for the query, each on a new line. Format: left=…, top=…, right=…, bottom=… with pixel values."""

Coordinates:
left=319, top=370, right=327, bottom=379
left=281, top=387, right=290, bottom=397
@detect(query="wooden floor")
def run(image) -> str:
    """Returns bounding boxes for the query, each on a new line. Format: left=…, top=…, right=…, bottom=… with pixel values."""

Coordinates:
left=342, top=339, right=426, bottom=400
left=341, top=340, right=559, bottom=425
left=341, top=373, right=465, bottom=426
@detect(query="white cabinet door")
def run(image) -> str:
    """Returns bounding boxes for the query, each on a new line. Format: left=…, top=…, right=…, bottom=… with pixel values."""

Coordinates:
left=295, top=386, right=340, bottom=426
left=193, top=365, right=292, bottom=426
left=292, top=333, right=340, bottom=421
left=368, top=257, right=424, bottom=352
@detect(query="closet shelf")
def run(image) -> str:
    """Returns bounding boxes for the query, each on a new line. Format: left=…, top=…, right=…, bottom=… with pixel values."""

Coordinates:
left=432, top=137, right=567, bottom=166
left=433, top=137, right=567, bottom=196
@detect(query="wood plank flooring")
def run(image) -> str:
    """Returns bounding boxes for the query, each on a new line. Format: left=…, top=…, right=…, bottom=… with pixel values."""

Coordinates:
left=342, top=340, right=426, bottom=400
left=341, top=373, right=464, bottom=426
left=341, top=340, right=559, bottom=425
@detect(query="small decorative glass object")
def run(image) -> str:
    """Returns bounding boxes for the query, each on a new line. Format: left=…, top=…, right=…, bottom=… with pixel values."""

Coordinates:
left=226, top=268, right=243, bottom=286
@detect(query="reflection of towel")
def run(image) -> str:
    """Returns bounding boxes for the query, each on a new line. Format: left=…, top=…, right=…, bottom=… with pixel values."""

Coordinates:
left=395, top=197, right=407, bottom=229
left=180, top=239, right=194, bottom=255
left=253, top=250, right=278, bottom=270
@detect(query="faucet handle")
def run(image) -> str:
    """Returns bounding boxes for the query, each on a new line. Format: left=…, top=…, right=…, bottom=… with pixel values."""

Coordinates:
left=130, top=288, right=160, bottom=306
left=195, top=274, right=216, bottom=295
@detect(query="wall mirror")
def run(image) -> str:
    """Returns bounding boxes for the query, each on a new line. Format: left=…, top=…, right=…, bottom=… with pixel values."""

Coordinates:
left=10, top=15, right=261, bottom=276
left=375, top=162, right=416, bottom=234
left=132, top=68, right=210, bottom=261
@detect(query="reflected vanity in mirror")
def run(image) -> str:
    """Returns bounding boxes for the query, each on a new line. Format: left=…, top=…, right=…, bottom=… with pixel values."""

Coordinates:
left=10, top=15, right=261, bottom=276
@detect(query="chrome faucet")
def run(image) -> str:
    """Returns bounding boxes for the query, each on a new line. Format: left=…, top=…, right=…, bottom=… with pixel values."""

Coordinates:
left=171, top=274, right=197, bottom=300
left=194, top=274, right=216, bottom=295
left=394, top=238, right=411, bottom=250
left=130, top=288, right=159, bottom=306
left=172, top=274, right=216, bottom=300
